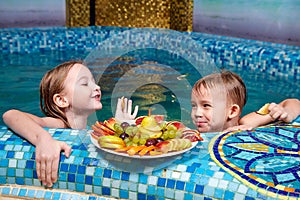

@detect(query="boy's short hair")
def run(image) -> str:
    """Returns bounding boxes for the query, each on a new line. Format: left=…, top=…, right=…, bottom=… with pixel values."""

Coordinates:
left=192, top=70, right=247, bottom=109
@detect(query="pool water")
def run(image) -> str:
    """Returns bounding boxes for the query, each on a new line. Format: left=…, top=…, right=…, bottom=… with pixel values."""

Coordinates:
left=1, top=49, right=299, bottom=128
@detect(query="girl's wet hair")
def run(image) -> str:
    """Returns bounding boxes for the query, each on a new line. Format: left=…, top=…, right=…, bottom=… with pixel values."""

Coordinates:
left=192, top=70, right=247, bottom=109
left=39, top=60, right=83, bottom=128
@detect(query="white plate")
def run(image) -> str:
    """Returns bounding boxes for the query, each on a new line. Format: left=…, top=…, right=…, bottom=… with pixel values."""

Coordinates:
left=90, top=135, right=198, bottom=159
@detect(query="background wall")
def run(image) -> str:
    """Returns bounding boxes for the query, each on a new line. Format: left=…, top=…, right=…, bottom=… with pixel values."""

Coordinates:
left=0, top=0, right=65, bottom=28
left=193, top=0, right=300, bottom=46
left=0, top=0, right=299, bottom=46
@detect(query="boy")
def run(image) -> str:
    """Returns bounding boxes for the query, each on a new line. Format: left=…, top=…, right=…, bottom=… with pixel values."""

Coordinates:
left=191, top=70, right=300, bottom=133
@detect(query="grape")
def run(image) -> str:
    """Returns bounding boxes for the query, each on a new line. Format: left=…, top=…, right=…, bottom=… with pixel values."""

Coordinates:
left=168, top=124, right=177, bottom=131
left=114, top=123, right=124, bottom=135
left=126, top=141, right=133, bottom=146
left=139, top=138, right=147, bottom=145
left=132, top=126, right=139, bottom=134
left=145, top=138, right=158, bottom=146
left=132, top=135, right=140, bottom=144
left=121, top=122, right=130, bottom=130
left=161, top=134, right=168, bottom=140
left=119, top=133, right=129, bottom=140
left=125, top=126, right=134, bottom=135
left=169, top=130, right=176, bottom=139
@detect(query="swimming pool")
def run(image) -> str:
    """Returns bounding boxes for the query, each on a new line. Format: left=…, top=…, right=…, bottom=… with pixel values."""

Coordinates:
left=0, top=26, right=299, bottom=199
left=1, top=27, right=299, bottom=127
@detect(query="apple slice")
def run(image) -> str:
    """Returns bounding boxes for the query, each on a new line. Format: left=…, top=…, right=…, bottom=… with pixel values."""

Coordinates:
left=166, top=121, right=186, bottom=130
left=95, top=121, right=115, bottom=135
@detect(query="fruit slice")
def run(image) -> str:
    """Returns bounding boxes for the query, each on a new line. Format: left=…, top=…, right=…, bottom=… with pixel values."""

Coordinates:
left=166, top=121, right=186, bottom=130
left=104, top=118, right=118, bottom=130
left=135, top=115, right=165, bottom=125
left=92, top=125, right=111, bottom=136
left=256, top=103, right=270, bottom=115
left=138, top=145, right=157, bottom=156
left=91, top=131, right=103, bottom=140
left=127, top=145, right=147, bottom=156
left=95, top=121, right=115, bottom=135
left=115, top=146, right=132, bottom=152
left=181, top=129, right=203, bottom=142
left=99, top=143, right=125, bottom=149
left=156, top=138, right=192, bottom=153
left=139, top=126, right=162, bottom=138
left=98, top=135, right=125, bottom=145
left=149, top=151, right=163, bottom=156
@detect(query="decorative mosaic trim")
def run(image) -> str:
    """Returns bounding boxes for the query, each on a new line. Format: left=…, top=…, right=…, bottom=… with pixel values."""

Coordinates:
left=209, top=123, right=300, bottom=199
left=0, top=26, right=299, bottom=80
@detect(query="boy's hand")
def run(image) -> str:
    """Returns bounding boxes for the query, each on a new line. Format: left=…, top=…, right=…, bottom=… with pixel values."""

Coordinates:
left=223, top=124, right=253, bottom=133
left=115, top=97, right=139, bottom=120
left=35, top=135, right=71, bottom=187
left=268, top=102, right=290, bottom=122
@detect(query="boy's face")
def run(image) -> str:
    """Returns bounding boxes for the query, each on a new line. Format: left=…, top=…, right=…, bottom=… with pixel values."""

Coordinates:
left=191, top=84, right=228, bottom=133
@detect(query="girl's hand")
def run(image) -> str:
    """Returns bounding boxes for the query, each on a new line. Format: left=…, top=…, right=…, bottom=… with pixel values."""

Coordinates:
left=35, top=135, right=71, bottom=187
left=115, top=97, right=139, bottom=120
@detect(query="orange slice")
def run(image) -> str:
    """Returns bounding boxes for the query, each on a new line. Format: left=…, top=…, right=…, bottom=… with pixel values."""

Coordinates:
left=127, top=145, right=147, bottom=156
left=138, top=145, right=157, bottom=156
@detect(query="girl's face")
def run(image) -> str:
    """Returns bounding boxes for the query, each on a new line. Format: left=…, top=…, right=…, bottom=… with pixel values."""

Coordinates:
left=191, top=84, right=228, bottom=133
left=63, top=63, right=102, bottom=115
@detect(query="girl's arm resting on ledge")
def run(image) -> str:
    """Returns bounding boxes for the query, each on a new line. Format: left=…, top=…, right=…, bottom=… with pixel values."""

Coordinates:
left=239, top=98, right=300, bottom=128
left=2, top=109, right=71, bottom=187
left=2, top=109, right=64, bottom=144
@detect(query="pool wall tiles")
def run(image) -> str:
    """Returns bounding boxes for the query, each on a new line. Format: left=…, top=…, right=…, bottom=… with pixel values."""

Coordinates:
left=0, top=26, right=299, bottom=80
left=0, top=126, right=271, bottom=200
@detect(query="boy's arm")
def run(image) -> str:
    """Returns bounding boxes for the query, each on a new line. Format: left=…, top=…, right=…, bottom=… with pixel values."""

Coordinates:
left=239, top=98, right=300, bottom=128
left=2, top=109, right=71, bottom=187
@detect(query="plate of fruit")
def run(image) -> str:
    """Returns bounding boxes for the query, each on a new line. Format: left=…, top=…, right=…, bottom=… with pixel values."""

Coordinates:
left=90, top=114, right=203, bottom=159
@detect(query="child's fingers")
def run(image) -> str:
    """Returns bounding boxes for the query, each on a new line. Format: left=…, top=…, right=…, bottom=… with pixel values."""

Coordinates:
left=123, top=98, right=128, bottom=112
left=268, top=102, right=277, bottom=111
left=132, top=105, right=139, bottom=119
left=40, top=160, right=47, bottom=185
left=51, top=156, right=60, bottom=185
left=45, top=159, right=53, bottom=187
left=36, top=160, right=41, bottom=181
left=62, top=142, right=72, bottom=157
left=127, top=99, right=133, bottom=114
left=279, top=112, right=288, bottom=121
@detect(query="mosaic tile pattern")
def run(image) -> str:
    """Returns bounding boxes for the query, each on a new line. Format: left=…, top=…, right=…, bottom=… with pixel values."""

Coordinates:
left=0, top=125, right=279, bottom=199
left=0, top=26, right=299, bottom=80
left=66, top=0, right=193, bottom=31
left=209, top=120, right=300, bottom=199
left=66, top=0, right=90, bottom=27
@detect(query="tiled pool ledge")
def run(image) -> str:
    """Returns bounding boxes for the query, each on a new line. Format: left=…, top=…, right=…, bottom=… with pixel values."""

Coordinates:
left=0, top=26, right=299, bottom=80
left=1, top=121, right=299, bottom=200
left=0, top=184, right=115, bottom=200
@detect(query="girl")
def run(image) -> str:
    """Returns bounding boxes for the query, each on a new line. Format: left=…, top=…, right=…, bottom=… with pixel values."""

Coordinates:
left=2, top=60, right=138, bottom=187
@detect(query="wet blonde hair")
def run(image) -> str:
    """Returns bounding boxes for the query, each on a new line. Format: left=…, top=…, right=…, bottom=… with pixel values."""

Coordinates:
left=192, top=70, right=247, bottom=110
left=40, top=60, right=83, bottom=128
